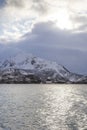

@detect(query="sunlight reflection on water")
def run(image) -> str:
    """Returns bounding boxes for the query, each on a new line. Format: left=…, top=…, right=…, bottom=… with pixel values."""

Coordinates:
left=0, top=84, right=86, bottom=130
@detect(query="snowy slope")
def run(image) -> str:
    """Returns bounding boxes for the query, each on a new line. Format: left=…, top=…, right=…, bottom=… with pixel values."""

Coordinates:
left=0, top=52, right=86, bottom=83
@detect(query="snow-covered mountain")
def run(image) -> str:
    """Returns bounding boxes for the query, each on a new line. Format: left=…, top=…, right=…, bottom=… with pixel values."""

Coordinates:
left=0, top=52, right=86, bottom=83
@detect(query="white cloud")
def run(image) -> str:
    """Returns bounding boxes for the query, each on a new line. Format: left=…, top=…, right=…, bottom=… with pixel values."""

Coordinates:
left=0, top=0, right=87, bottom=42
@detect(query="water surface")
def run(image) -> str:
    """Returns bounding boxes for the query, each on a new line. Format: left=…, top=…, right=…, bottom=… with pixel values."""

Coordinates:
left=0, top=84, right=86, bottom=130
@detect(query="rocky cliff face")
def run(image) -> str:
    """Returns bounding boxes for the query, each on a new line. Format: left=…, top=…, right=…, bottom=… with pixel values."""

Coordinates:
left=0, top=52, right=86, bottom=83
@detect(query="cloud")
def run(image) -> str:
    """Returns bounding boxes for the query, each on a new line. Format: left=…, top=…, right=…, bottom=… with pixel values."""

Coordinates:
left=0, top=0, right=87, bottom=74
left=6, top=0, right=25, bottom=8
left=31, top=0, right=48, bottom=14
left=0, top=0, right=28, bottom=9
left=0, top=21, right=87, bottom=74
left=20, top=22, right=87, bottom=52
left=0, top=0, right=87, bottom=41
left=71, top=14, right=87, bottom=32
left=5, top=21, right=86, bottom=74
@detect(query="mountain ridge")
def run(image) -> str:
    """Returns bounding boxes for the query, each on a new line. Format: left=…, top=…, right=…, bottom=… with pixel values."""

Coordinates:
left=0, top=52, right=86, bottom=84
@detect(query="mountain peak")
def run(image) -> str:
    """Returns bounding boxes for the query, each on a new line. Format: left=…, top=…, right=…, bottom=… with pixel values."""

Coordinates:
left=0, top=52, right=86, bottom=83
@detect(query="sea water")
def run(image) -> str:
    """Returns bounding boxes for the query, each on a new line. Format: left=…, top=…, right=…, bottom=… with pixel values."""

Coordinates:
left=0, top=84, right=86, bottom=130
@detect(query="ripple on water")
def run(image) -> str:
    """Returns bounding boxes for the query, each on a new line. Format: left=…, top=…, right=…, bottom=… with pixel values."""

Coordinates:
left=0, top=84, right=86, bottom=130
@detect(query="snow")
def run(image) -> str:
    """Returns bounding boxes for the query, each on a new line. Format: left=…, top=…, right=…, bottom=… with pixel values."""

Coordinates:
left=0, top=52, right=71, bottom=75
left=0, top=52, right=85, bottom=83
left=2, top=52, right=65, bottom=74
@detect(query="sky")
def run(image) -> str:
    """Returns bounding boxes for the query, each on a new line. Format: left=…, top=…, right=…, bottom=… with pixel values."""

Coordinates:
left=0, top=0, right=87, bottom=74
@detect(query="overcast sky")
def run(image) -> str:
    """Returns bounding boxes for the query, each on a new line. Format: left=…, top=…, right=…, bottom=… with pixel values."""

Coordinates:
left=0, top=0, right=87, bottom=74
